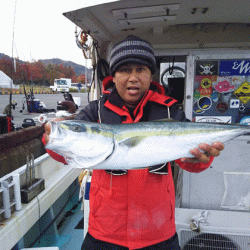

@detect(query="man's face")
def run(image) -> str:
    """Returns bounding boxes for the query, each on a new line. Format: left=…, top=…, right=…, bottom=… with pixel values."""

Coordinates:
left=113, top=64, right=152, bottom=108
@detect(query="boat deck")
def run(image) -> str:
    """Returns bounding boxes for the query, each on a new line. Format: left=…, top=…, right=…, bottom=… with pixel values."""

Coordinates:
left=33, top=198, right=84, bottom=249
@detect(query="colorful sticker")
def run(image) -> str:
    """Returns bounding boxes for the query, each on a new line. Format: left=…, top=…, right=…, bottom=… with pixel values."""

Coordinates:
left=196, top=61, right=219, bottom=76
left=234, top=81, right=250, bottom=104
left=219, top=60, right=250, bottom=76
left=240, top=116, right=250, bottom=125
left=198, top=96, right=212, bottom=111
left=230, top=99, right=240, bottom=108
left=195, top=116, right=232, bottom=123
left=193, top=102, right=205, bottom=114
left=211, top=91, right=219, bottom=102
left=199, top=78, right=213, bottom=96
left=214, top=80, right=235, bottom=93
left=216, top=102, right=229, bottom=113
left=195, top=75, right=217, bottom=82
left=193, top=91, right=201, bottom=101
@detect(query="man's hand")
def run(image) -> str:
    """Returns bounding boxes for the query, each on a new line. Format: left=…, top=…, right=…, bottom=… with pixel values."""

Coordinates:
left=180, top=141, right=225, bottom=163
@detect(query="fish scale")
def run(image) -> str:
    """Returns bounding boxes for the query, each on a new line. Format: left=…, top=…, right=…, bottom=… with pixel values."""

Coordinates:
left=46, top=120, right=250, bottom=170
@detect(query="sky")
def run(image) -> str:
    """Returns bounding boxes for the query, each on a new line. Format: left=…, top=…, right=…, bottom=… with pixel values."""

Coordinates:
left=0, top=0, right=116, bottom=67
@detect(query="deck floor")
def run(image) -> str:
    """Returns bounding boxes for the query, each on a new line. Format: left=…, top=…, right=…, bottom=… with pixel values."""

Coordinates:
left=32, top=195, right=84, bottom=250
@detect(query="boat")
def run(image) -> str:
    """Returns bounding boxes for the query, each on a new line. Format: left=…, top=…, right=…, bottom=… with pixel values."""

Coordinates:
left=1, top=0, right=250, bottom=249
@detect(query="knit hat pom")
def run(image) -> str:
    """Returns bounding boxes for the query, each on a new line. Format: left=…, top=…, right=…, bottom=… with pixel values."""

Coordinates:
left=109, top=35, right=156, bottom=76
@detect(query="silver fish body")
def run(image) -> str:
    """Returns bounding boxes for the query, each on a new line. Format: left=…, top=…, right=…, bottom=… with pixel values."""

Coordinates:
left=46, top=120, right=250, bottom=170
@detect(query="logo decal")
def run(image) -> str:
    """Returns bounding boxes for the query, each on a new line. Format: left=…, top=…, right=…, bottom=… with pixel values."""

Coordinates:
left=195, top=116, right=232, bottom=123
left=214, top=80, right=235, bottom=93
left=234, top=81, right=250, bottom=104
left=230, top=99, right=240, bottom=108
left=216, top=102, right=229, bottom=113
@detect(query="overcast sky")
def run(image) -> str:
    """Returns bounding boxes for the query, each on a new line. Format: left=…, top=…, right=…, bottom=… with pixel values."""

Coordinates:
left=0, top=0, right=115, bottom=67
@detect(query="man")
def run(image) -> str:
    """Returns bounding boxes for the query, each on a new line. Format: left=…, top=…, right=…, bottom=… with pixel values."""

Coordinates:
left=77, top=82, right=82, bottom=93
left=44, top=35, right=224, bottom=250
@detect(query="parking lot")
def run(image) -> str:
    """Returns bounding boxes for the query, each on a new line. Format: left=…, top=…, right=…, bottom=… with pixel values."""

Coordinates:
left=0, top=92, right=89, bottom=129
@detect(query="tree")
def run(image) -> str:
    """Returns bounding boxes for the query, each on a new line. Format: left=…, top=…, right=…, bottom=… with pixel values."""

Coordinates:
left=0, top=57, right=13, bottom=78
left=0, top=57, right=78, bottom=86
left=77, top=74, right=86, bottom=84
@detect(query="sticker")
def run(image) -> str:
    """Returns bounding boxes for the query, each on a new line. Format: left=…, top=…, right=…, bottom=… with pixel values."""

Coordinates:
left=230, top=99, right=240, bottom=108
left=196, top=61, right=219, bottom=76
left=216, top=102, right=229, bottom=113
left=195, top=75, right=217, bottom=82
left=199, top=78, right=213, bottom=96
left=197, top=96, right=212, bottom=111
left=193, top=102, right=204, bottom=114
left=240, top=116, right=250, bottom=125
left=195, top=116, right=232, bottom=123
left=214, top=80, right=235, bottom=93
left=219, top=60, right=250, bottom=76
left=221, top=92, right=233, bottom=103
left=211, top=91, right=219, bottom=102
left=234, top=81, right=250, bottom=104
left=193, top=91, right=201, bottom=101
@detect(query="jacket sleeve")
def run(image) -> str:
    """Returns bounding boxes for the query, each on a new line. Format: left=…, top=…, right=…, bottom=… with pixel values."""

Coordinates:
left=42, top=100, right=99, bottom=163
left=175, top=157, right=214, bottom=173
left=74, top=100, right=99, bottom=122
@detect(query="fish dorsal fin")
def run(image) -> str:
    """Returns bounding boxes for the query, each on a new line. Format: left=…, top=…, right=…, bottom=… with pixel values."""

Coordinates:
left=118, top=136, right=146, bottom=148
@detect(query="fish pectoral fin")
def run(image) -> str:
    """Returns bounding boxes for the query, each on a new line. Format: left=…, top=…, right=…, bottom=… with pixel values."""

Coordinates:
left=119, top=136, right=145, bottom=148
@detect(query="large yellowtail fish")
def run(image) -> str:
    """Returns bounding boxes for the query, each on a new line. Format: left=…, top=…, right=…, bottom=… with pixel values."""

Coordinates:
left=46, top=120, right=250, bottom=169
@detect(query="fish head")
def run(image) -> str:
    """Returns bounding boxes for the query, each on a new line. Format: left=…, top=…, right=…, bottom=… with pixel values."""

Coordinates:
left=47, top=120, right=114, bottom=168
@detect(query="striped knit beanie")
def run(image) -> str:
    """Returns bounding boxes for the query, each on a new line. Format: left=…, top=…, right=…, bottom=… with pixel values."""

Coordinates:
left=109, top=35, right=156, bottom=76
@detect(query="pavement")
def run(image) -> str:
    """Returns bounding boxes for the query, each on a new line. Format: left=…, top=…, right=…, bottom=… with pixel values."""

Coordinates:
left=0, top=92, right=89, bottom=129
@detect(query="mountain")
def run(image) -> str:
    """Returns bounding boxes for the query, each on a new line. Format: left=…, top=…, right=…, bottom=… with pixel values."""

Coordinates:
left=39, top=58, right=91, bottom=77
left=0, top=53, right=91, bottom=77
left=0, top=53, right=25, bottom=64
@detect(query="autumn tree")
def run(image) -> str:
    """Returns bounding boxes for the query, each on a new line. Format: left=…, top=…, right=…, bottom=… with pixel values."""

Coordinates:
left=77, top=74, right=86, bottom=84
left=0, top=57, right=78, bottom=86
left=0, top=57, right=13, bottom=78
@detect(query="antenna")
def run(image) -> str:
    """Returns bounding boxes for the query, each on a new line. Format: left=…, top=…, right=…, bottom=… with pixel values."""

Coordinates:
left=7, top=0, right=18, bottom=132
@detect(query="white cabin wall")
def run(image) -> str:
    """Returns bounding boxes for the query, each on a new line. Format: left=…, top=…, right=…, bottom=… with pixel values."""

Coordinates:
left=122, top=23, right=250, bottom=51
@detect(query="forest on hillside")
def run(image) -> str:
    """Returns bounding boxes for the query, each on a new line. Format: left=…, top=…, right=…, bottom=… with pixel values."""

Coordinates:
left=0, top=55, right=90, bottom=86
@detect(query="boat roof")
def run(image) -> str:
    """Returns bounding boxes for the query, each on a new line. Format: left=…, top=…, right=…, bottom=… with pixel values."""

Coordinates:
left=63, top=0, right=250, bottom=50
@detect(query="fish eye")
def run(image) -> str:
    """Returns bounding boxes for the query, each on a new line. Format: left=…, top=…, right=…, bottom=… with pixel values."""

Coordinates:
left=74, top=126, right=81, bottom=132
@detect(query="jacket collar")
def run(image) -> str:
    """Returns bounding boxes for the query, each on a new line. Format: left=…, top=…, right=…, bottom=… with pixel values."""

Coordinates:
left=102, top=76, right=177, bottom=123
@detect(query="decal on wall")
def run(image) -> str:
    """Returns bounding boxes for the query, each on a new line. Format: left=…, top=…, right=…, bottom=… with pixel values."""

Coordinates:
left=216, top=102, right=229, bottom=113
left=214, top=80, right=235, bottom=93
left=234, top=81, right=250, bottom=104
left=219, top=60, right=250, bottom=76
left=211, top=91, right=219, bottom=102
left=196, top=61, right=219, bottom=76
left=239, top=104, right=250, bottom=115
left=193, top=102, right=205, bottom=114
left=195, top=116, right=232, bottom=123
left=198, top=96, right=212, bottom=111
left=230, top=99, right=240, bottom=108
left=193, top=91, right=201, bottom=101
left=193, top=59, right=250, bottom=125
left=239, top=116, right=250, bottom=125
left=199, top=78, right=213, bottom=96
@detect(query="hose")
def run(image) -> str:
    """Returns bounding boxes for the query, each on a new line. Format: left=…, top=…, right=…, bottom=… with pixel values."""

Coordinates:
left=97, top=59, right=109, bottom=81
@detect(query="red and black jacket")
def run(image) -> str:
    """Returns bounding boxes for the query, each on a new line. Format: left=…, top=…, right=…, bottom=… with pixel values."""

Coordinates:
left=43, top=77, right=213, bottom=249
